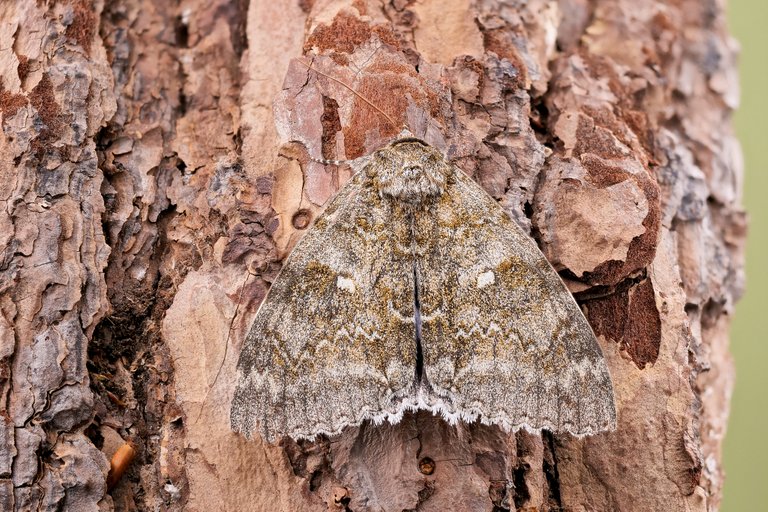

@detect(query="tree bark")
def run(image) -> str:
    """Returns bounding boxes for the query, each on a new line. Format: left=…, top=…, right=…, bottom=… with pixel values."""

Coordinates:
left=0, top=0, right=743, bottom=511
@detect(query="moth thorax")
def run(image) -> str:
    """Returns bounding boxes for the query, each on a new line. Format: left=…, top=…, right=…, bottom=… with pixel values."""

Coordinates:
left=373, top=141, right=449, bottom=206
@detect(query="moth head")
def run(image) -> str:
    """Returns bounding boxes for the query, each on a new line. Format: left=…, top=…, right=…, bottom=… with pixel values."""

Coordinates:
left=371, top=138, right=450, bottom=206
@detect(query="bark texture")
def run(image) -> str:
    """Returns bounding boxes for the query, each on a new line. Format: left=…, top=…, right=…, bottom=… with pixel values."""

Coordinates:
left=0, top=0, right=743, bottom=511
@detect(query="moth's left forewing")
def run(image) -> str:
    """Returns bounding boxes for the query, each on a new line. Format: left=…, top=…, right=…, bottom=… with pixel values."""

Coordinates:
left=416, top=165, right=616, bottom=435
left=231, top=167, right=418, bottom=442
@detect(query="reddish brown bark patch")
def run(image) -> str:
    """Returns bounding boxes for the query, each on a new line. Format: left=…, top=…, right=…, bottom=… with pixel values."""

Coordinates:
left=0, top=80, right=28, bottom=118
left=29, top=74, right=60, bottom=128
left=586, top=278, right=662, bottom=369
left=623, top=108, right=658, bottom=160
left=29, top=73, right=66, bottom=155
left=343, top=68, right=442, bottom=157
left=581, top=151, right=632, bottom=188
left=304, top=11, right=399, bottom=58
left=321, top=96, right=341, bottom=160
left=65, top=0, right=97, bottom=55
left=17, top=55, right=30, bottom=82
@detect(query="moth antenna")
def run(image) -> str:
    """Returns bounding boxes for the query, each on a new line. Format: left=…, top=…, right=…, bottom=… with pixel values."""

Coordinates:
left=309, top=156, right=348, bottom=166
left=298, top=57, right=400, bottom=132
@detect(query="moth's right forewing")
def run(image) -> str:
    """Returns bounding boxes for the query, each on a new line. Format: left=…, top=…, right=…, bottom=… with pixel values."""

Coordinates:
left=416, top=167, right=616, bottom=435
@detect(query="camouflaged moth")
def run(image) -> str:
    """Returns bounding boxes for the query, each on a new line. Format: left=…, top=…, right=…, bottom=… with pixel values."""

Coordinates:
left=230, top=133, right=616, bottom=442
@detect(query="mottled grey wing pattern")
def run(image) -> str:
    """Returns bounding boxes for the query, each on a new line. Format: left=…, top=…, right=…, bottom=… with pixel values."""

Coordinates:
left=230, top=169, right=417, bottom=442
left=416, top=168, right=616, bottom=435
left=232, top=135, right=615, bottom=442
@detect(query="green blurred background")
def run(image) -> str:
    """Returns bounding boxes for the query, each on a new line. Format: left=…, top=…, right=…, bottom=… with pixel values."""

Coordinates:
left=724, top=1, right=767, bottom=510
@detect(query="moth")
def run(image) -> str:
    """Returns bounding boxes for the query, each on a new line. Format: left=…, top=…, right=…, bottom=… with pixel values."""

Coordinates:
left=231, top=133, right=616, bottom=442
